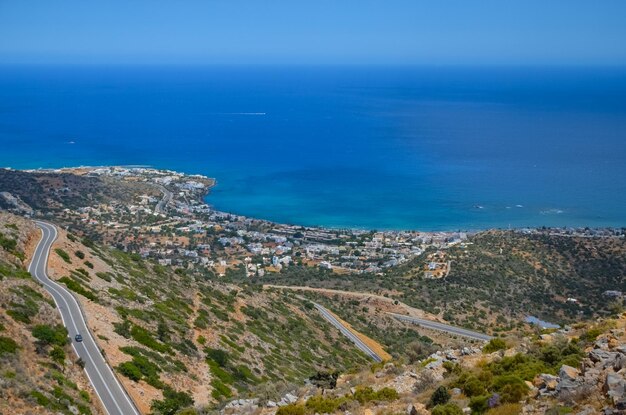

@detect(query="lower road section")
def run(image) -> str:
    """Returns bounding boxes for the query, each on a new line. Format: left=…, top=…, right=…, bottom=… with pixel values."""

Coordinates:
left=388, top=312, right=493, bottom=341
left=313, top=303, right=384, bottom=362
left=29, top=221, right=140, bottom=415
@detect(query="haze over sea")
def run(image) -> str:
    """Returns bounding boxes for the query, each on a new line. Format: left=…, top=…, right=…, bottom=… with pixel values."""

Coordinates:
left=1, top=65, right=625, bottom=230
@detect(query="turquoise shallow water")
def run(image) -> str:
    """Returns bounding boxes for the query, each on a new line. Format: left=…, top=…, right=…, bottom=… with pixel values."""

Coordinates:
left=0, top=65, right=625, bottom=230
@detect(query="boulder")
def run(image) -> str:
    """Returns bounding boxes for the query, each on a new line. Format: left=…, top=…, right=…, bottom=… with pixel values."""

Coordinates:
left=284, top=393, right=298, bottom=404
left=614, top=354, right=626, bottom=371
left=590, top=350, right=620, bottom=368
left=604, top=373, right=626, bottom=402
left=405, top=402, right=428, bottom=415
left=595, top=337, right=610, bottom=351
left=557, top=366, right=585, bottom=396
left=536, top=373, right=559, bottom=390
left=425, top=359, right=444, bottom=370
left=560, top=365, right=580, bottom=382
left=590, top=349, right=612, bottom=362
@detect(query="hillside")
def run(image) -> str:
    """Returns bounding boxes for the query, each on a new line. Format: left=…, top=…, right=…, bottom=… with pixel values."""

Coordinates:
left=41, top=222, right=370, bottom=414
left=0, top=212, right=104, bottom=415
left=239, top=311, right=626, bottom=415
left=262, top=230, right=626, bottom=333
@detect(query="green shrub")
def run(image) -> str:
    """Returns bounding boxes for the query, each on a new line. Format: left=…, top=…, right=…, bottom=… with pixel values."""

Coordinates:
left=30, top=390, right=51, bottom=406
left=210, top=378, right=232, bottom=399
left=431, top=403, right=464, bottom=415
left=483, top=338, right=507, bottom=353
left=499, top=382, right=529, bottom=403
left=207, top=359, right=233, bottom=384
left=58, top=277, right=97, bottom=302
left=55, top=248, right=72, bottom=264
left=276, top=404, right=305, bottom=415
left=113, top=320, right=131, bottom=338
left=31, top=324, right=68, bottom=347
left=429, top=386, right=451, bottom=407
left=353, top=386, right=375, bottom=403
left=7, top=298, right=39, bottom=323
left=305, top=395, right=347, bottom=413
left=0, top=336, right=20, bottom=355
left=75, top=250, right=85, bottom=259
left=0, top=232, right=17, bottom=252
left=84, top=261, right=94, bottom=269
left=150, top=387, right=194, bottom=415
left=205, top=348, right=229, bottom=367
left=95, top=272, right=112, bottom=282
left=374, top=387, right=399, bottom=401
left=49, top=346, right=66, bottom=365
left=352, top=386, right=399, bottom=404
left=118, top=362, right=143, bottom=382
left=463, top=376, right=486, bottom=397
left=130, top=325, right=171, bottom=354
left=79, top=390, right=91, bottom=402
left=469, top=395, right=490, bottom=414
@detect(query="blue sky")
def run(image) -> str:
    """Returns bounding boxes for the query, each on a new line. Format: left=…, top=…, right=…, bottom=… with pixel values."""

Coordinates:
left=1, top=0, right=625, bottom=65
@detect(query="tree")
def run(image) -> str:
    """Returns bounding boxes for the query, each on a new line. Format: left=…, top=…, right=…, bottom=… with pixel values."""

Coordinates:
left=309, top=370, right=339, bottom=392
left=429, top=386, right=451, bottom=407
left=49, top=346, right=66, bottom=365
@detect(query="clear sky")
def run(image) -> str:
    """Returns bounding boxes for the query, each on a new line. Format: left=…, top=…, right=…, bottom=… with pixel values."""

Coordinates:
left=1, top=0, right=625, bottom=65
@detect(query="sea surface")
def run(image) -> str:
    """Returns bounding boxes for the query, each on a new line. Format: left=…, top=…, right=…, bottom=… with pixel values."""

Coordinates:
left=0, top=65, right=625, bottom=230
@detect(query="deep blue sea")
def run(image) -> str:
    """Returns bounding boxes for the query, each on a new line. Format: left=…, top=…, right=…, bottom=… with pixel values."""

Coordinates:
left=1, top=65, right=625, bottom=230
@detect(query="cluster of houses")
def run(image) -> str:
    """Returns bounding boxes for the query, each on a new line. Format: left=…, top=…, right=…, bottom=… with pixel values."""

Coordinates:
left=57, top=166, right=473, bottom=277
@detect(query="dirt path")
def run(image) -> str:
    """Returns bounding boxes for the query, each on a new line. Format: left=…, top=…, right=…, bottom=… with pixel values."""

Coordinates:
left=263, top=284, right=440, bottom=320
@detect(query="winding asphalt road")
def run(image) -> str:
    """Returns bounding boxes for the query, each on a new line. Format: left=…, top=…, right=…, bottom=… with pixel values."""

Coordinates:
left=29, top=221, right=140, bottom=415
left=153, top=184, right=172, bottom=214
left=313, top=303, right=384, bottom=362
left=388, top=312, right=493, bottom=341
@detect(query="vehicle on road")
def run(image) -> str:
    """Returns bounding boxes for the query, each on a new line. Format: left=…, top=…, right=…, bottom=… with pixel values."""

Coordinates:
left=75, top=334, right=83, bottom=342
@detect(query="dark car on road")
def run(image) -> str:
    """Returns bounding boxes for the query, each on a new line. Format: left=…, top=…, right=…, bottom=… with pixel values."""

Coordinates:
left=75, top=334, right=83, bottom=342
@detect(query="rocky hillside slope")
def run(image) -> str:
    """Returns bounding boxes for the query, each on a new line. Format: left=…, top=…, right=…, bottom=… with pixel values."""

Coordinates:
left=263, top=230, right=626, bottom=334
left=42, top=223, right=370, bottom=414
left=0, top=212, right=104, bottom=415
left=223, top=312, right=626, bottom=415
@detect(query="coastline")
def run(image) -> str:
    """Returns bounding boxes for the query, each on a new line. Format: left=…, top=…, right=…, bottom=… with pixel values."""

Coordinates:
left=2, top=164, right=623, bottom=277
left=3, top=164, right=625, bottom=235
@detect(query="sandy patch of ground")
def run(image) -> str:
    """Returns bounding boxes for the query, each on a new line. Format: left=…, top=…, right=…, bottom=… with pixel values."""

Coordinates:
left=326, top=308, right=393, bottom=361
